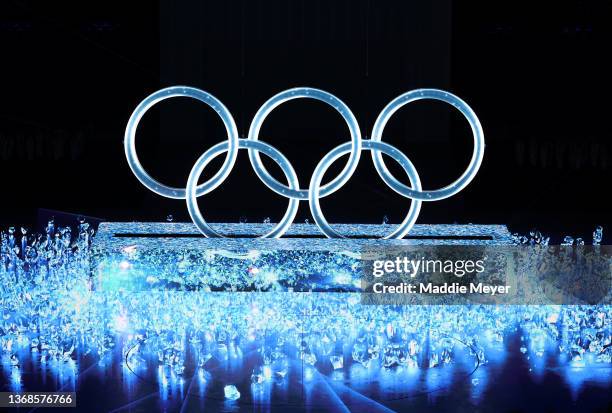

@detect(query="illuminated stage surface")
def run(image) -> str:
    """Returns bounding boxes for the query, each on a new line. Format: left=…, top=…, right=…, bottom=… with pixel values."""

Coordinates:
left=1, top=223, right=610, bottom=412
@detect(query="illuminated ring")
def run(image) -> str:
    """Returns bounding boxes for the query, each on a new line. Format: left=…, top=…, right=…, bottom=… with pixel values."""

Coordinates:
left=124, top=86, right=239, bottom=199
left=309, top=140, right=422, bottom=239
left=371, top=89, right=484, bottom=201
left=186, top=139, right=299, bottom=238
left=247, top=87, right=362, bottom=200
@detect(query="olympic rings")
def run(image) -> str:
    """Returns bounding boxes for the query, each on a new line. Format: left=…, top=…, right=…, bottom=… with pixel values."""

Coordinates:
left=125, top=86, right=484, bottom=239
left=371, top=89, right=484, bottom=201
left=186, top=139, right=300, bottom=238
left=309, top=140, right=422, bottom=239
left=124, top=86, right=239, bottom=199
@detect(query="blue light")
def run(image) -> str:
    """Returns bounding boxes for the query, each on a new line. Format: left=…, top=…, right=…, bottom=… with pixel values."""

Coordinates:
left=1, top=223, right=610, bottom=409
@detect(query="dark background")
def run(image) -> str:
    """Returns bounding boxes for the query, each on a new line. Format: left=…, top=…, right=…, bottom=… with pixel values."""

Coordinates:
left=0, top=0, right=610, bottom=241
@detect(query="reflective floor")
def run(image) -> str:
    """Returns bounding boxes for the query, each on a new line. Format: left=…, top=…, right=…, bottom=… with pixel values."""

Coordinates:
left=1, top=291, right=610, bottom=412
left=1, top=223, right=610, bottom=412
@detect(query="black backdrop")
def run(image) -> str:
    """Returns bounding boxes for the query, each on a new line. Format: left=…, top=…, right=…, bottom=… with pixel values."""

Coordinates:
left=1, top=1, right=610, bottom=240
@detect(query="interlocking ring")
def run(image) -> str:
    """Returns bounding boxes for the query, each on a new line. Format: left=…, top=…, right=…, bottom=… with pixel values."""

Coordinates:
left=186, top=139, right=299, bottom=238
left=371, top=89, right=484, bottom=201
left=124, top=86, right=239, bottom=199
left=248, top=87, right=362, bottom=200
left=125, top=86, right=484, bottom=239
left=309, top=140, right=422, bottom=239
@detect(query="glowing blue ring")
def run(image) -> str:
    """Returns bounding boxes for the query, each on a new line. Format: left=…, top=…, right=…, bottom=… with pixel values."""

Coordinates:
left=371, top=89, right=484, bottom=201
left=248, top=87, right=362, bottom=200
left=309, top=140, right=422, bottom=239
left=186, top=139, right=300, bottom=238
left=124, top=86, right=239, bottom=199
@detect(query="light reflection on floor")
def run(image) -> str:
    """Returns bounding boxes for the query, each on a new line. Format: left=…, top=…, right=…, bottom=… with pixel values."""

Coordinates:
left=1, top=220, right=610, bottom=412
left=1, top=290, right=610, bottom=412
